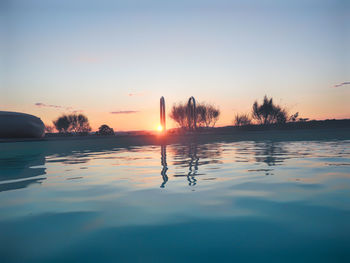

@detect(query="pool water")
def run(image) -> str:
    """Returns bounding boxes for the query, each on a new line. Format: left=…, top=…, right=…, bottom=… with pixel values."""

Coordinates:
left=1, top=139, right=350, bottom=262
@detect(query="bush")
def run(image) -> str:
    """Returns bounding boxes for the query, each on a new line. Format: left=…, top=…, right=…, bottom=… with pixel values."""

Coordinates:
left=53, top=114, right=91, bottom=134
left=53, top=115, right=70, bottom=133
left=97, top=124, right=114, bottom=135
left=169, top=103, right=188, bottom=129
left=169, top=101, right=220, bottom=129
left=234, top=113, right=251, bottom=126
left=252, top=95, right=288, bottom=125
left=44, top=124, right=54, bottom=133
left=196, top=103, right=220, bottom=128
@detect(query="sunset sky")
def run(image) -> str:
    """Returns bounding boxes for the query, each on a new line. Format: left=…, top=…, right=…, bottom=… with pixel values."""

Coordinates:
left=1, top=0, right=349, bottom=131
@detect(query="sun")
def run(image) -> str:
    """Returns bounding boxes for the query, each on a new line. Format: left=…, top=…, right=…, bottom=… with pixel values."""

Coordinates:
left=157, top=125, right=163, bottom=132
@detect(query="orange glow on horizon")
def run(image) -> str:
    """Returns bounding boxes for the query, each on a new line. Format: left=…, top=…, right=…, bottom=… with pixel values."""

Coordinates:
left=3, top=94, right=349, bottom=132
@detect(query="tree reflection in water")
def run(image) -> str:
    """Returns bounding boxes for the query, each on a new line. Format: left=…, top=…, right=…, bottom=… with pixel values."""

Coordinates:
left=160, top=142, right=222, bottom=188
left=254, top=141, right=289, bottom=166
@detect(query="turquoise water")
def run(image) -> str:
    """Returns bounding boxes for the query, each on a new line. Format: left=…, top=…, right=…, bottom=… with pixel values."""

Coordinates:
left=1, top=139, right=350, bottom=262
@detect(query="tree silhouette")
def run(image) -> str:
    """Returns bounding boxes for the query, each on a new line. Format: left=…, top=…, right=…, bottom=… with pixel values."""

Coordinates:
left=68, top=114, right=91, bottom=133
left=53, top=115, right=70, bottom=133
left=53, top=114, right=91, bottom=134
left=252, top=95, right=288, bottom=125
left=97, top=124, right=115, bottom=135
left=234, top=113, right=252, bottom=126
left=170, top=101, right=220, bottom=129
left=170, top=103, right=188, bottom=129
left=197, top=103, right=220, bottom=128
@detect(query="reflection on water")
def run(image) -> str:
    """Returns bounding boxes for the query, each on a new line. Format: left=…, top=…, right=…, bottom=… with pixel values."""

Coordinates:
left=160, top=145, right=168, bottom=188
left=253, top=141, right=288, bottom=166
left=160, top=142, right=224, bottom=188
left=0, top=139, right=350, bottom=262
left=234, top=141, right=288, bottom=167
left=0, top=153, right=46, bottom=192
left=173, top=143, right=200, bottom=186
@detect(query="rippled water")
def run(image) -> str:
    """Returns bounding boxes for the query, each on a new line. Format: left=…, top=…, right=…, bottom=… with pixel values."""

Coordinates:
left=1, top=139, right=350, bottom=262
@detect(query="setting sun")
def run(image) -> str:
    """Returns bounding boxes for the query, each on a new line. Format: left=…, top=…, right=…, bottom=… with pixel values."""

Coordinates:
left=157, top=125, right=163, bottom=132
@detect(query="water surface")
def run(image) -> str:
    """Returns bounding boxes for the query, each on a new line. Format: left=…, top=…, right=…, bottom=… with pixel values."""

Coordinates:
left=1, top=139, right=350, bottom=262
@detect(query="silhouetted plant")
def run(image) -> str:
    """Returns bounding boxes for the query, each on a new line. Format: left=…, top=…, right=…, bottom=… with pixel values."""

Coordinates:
left=97, top=124, right=114, bottom=135
left=289, top=112, right=299, bottom=122
left=53, top=115, right=70, bottom=133
left=169, top=103, right=188, bottom=128
left=234, top=113, right=251, bottom=126
left=196, top=103, right=220, bottom=128
left=252, top=96, right=288, bottom=125
left=170, top=101, right=220, bottom=129
left=68, top=114, right=91, bottom=133
left=53, top=114, right=91, bottom=134
left=44, top=124, right=54, bottom=133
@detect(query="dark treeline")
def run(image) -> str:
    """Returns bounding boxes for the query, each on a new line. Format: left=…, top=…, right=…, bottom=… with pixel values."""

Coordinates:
left=52, top=113, right=91, bottom=134
left=48, top=114, right=115, bottom=136
left=45, top=95, right=348, bottom=136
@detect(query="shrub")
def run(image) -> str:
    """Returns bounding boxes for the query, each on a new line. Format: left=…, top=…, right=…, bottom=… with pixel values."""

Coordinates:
left=234, top=113, right=251, bottom=126
left=169, top=103, right=188, bottom=129
left=252, top=96, right=288, bottom=125
left=97, top=124, right=115, bottom=135
left=196, top=103, right=220, bottom=128
left=169, top=101, right=220, bottom=129
left=53, top=115, right=70, bottom=133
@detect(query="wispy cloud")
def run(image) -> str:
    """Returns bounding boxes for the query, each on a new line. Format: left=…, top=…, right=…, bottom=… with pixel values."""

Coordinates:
left=35, top=103, right=83, bottom=112
left=333, top=82, right=350, bottom=88
left=35, top=102, right=62, bottom=109
left=110, top=110, right=139, bottom=114
left=127, top=92, right=148, bottom=97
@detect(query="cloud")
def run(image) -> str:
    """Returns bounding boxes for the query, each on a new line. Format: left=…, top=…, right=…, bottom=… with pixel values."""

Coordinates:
left=333, top=82, right=350, bottom=88
left=35, top=102, right=83, bottom=112
left=127, top=92, right=147, bottom=97
left=35, top=102, right=63, bottom=109
left=110, top=110, right=139, bottom=114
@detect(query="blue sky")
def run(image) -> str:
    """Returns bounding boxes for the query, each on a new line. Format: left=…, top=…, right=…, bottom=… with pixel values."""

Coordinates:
left=1, top=0, right=349, bottom=130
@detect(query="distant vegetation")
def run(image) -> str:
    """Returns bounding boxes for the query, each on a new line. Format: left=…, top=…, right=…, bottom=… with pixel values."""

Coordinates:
left=252, top=95, right=288, bottom=124
left=234, top=95, right=301, bottom=126
left=234, top=113, right=252, bottom=126
left=53, top=113, right=91, bottom=134
left=197, top=103, right=221, bottom=128
left=96, top=124, right=115, bottom=135
left=45, top=95, right=312, bottom=136
left=170, top=101, right=220, bottom=129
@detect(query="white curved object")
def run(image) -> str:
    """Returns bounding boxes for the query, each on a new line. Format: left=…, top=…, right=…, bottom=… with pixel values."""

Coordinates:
left=0, top=111, right=45, bottom=138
